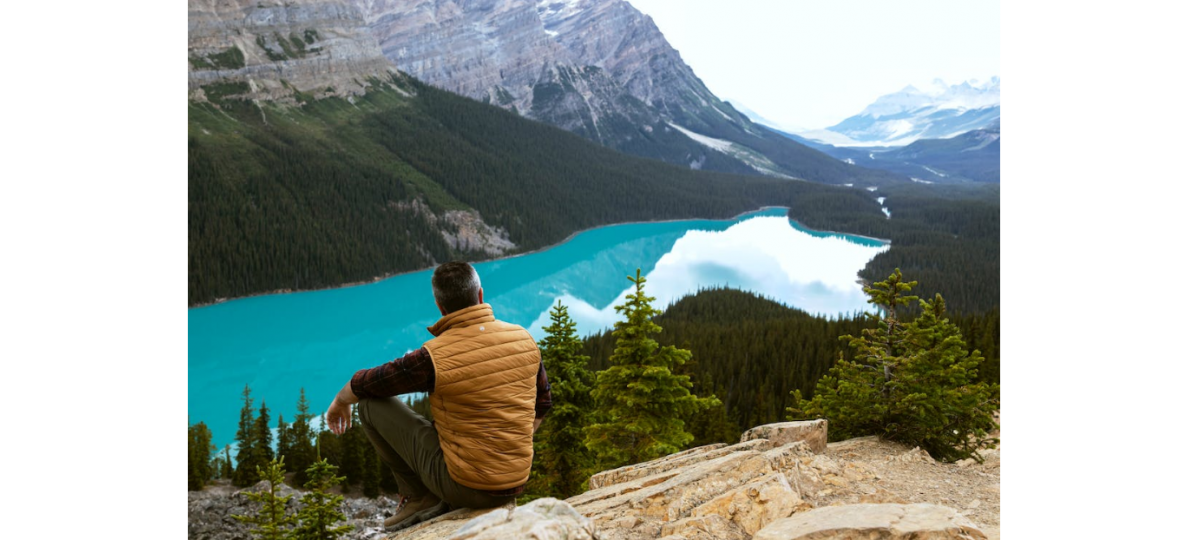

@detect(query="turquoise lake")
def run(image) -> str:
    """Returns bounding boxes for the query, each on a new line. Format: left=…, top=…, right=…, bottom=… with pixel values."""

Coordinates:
left=188, top=208, right=888, bottom=449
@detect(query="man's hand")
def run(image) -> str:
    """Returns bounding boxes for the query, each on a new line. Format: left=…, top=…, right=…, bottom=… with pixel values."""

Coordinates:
left=326, top=397, right=352, bottom=435
left=326, top=380, right=360, bottom=435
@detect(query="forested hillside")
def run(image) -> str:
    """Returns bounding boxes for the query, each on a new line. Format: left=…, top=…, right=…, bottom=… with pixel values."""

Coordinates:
left=786, top=181, right=999, bottom=313
left=190, top=74, right=898, bottom=305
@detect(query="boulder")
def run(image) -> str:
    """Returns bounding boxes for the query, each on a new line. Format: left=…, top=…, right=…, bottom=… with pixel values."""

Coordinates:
left=690, top=473, right=807, bottom=535
left=392, top=504, right=515, bottom=540
left=753, top=503, right=987, bottom=540
left=569, top=449, right=777, bottom=524
left=445, top=498, right=596, bottom=540
left=741, top=420, right=828, bottom=454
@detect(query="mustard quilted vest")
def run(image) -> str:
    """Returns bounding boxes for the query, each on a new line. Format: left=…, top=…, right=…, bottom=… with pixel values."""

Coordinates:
left=423, top=303, right=541, bottom=491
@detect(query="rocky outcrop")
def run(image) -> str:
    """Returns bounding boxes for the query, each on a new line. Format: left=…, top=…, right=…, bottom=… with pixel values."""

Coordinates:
left=753, top=503, right=988, bottom=540
left=189, top=423, right=997, bottom=540
left=188, top=0, right=398, bottom=103
left=438, top=210, right=516, bottom=256
left=741, top=420, right=828, bottom=454
left=382, top=422, right=845, bottom=540
left=388, top=198, right=516, bottom=258
left=380, top=421, right=997, bottom=540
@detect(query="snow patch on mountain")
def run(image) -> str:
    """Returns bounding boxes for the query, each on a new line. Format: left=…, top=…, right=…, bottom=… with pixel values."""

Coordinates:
left=668, top=122, right=794, bottom=178
left=668, top=122, right=735, bottom=152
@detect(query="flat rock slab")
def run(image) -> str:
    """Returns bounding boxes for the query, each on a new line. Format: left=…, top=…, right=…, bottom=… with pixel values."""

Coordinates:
left=570, top=450, right=776, bottom=523
left=388, top=504, right=514, bottom=539
left=753, top=503, right=987, bottom=540
left=446, top=498, right=596, bottom=540
left=742, top=420, right=828, bottom=454
left=589, top=440, right=768, bottom=490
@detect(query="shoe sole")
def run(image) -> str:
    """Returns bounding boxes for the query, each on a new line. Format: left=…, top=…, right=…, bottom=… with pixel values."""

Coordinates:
left=384, top=500, right=452, bottom=533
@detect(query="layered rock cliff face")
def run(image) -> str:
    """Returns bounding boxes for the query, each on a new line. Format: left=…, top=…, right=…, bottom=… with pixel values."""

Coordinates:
left=188, top=0, right=398, bottom=103
left=350, top=0, right=821, bottom=179
left=188, top=0, right=524, bottom=272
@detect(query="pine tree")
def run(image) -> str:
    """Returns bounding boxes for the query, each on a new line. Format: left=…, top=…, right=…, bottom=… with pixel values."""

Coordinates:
left=290, top=388, right=316, bottom=486
left=315, top=412, right=343, bottom=471
left=530, top=301, right=597, bottom=499
left=233, top=457, right=296, bottom=540
left=188, top=420, right=215, bottom=490
left=222, top=445, right=235, bottom=479
left=276, top=414, right=293, bottom=464
left=585, top=269, right=720, bottom=469
left=337, top=406, right=368, bottom=494
left=210, top=456, right=225, bottom=481
left=790, top=270, right=1000, bottom=462
left=253, top=400, right=275, bottom=466
left=362, top=436, right=382, bottom=498
left=689, top=398, right=740, bottom=446
left=234, top=385, right=258, bottom=486
left=292, top=459, right=354, bottom=540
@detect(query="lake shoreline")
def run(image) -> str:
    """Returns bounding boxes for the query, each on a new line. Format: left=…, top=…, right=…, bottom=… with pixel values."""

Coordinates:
left=786, top=219, right=892, bottom=246
left=190, top=206, right=890, bottom=309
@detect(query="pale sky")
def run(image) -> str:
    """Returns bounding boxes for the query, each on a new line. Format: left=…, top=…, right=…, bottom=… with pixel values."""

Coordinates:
left=626, top=0, right=1000, bottom=130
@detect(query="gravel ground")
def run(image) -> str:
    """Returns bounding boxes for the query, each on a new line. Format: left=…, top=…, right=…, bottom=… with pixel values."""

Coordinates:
left=794, top=415, right=1001, bottom=540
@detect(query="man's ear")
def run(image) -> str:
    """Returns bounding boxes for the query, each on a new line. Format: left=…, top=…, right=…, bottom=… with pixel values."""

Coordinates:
left=436, top=299, right=446, bottom=316
left=478, top=287, right=484, bottom=304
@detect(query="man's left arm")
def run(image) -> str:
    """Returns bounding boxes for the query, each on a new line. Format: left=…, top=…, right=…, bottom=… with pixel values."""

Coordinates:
left=533, top=360, right=553, bottom=433
left=326, top=347, right=435, bottom=435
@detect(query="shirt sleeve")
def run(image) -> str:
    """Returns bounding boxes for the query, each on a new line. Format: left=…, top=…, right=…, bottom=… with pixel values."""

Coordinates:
left=350, top=347, right=435, bottom=400
left=535, top=360, right=553, bottom=419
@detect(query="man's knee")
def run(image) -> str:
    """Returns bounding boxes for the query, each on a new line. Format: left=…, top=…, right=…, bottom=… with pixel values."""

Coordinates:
left=357, top=396, right=420, bottom=428
left=357, top=398, right=377, bottom=427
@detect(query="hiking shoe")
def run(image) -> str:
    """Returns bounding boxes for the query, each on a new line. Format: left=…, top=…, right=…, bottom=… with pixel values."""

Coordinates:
left=383, top=493, right=442, bottom=531
left=387, top=498, right=451, bottom=531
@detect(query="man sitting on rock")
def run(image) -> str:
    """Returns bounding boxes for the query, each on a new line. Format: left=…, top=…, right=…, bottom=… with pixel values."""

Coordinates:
left=324, top=261, right=552, bottom=532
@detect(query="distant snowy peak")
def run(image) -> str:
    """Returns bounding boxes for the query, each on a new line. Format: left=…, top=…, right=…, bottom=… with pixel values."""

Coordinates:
left=857, top=85, right=935, bottom=119
left=857, top=77, right=1000, bottom=119
left=802, top=77, right=1000, bottom=147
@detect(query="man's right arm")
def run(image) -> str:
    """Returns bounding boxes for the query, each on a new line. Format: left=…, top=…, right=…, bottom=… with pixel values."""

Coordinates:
left=533, top=360, right=552, bottom=433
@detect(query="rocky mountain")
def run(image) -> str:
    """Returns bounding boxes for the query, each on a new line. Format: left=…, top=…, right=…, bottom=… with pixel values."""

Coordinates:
left=780, top=122, right=1001, bottom=183
left=349, top=0, right=900, bottom=184
left=794, top=78, right=1000, bottom=147
left=187, top=0, right=899, bottom=305
left=189, top=420, right=1000, bottom=539
left=188, top=0, right=398, bottom=103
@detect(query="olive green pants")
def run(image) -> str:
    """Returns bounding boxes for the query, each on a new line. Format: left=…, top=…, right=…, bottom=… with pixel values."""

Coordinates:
left=356, top=396, right=515, bottom=509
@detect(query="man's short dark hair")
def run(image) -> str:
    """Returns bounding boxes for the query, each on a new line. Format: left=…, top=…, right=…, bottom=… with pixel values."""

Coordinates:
left=432, top=261, right=482, bottom=314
